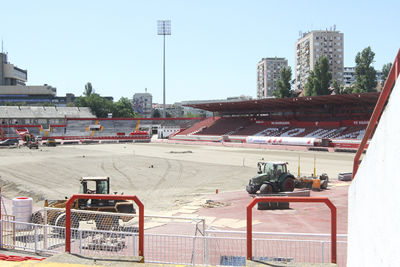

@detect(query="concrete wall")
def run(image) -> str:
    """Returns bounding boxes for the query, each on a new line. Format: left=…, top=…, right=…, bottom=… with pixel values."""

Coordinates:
left=347, top=79, right=400, bottom=266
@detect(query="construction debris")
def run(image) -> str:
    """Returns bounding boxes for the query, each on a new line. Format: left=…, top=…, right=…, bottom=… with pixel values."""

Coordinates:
left=202, top=200, right=229, bottom=208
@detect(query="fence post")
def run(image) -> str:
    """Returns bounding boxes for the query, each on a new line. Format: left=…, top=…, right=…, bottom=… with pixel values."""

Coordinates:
left=202, top=219, right=206, bottom=264
left=79, top=230, right=83, bottom=255
left=34, top=224, right=38, bottom=253
left=192, top=235, right=197, bottom=266
left=44, top=210, right=48, bottom=251
left=132, top=233, right=136, bottom=256
left=321, top=241, right=325, bottom=263
left=204, top=233, right=209, bottom=265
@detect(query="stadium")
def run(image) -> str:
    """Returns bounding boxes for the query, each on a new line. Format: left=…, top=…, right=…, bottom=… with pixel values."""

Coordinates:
left=0, top=51, right=398, bottom=266
left=0, top=92, right=378, bottom=150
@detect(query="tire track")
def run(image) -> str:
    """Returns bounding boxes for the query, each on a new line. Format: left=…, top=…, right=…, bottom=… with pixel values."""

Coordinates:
left=152, top=158, right=172, bottom=190
left=111, top=157, right=136, bottom=190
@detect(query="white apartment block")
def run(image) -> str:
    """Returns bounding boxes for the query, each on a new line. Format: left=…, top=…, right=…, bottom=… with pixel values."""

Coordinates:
left=344, top=67, right=383, bottom=86
left=295, top=30, right=344, bottom=91
left=257, top=57, right=288, bottom=98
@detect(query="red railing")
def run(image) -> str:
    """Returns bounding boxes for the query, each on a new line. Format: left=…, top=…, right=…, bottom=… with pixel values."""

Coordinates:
left=353, top=49, right=400, bottom=179
left=247, top=197, right=337, bottom=264
left=65, top=194, right=144, bottom=260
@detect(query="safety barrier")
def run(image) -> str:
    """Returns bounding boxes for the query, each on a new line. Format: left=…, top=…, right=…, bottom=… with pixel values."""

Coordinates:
left=0, top=219, right=347, bottom=266
left=246, top=197, right=337, bottom=264
left=64, top=194, right=144, bottom=258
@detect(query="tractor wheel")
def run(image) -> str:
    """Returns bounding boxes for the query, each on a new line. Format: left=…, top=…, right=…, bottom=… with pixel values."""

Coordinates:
left=260, top=184, right=273, bottom=194
left=280, top=177, right=295, bottom=192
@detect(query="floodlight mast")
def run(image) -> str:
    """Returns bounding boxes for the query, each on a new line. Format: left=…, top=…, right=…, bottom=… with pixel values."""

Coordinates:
left=157, top=20, right=171, bottom=118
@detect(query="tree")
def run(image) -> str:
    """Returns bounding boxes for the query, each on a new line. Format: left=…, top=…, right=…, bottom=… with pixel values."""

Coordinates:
left=305, top=56, right=332, bottom=96
left=112, top=97, right=137, bottom=118
left=332, top=80, right=342, bottom=94
left=74, top=93, right=113, bottom=118
left=353, top=46, right=377, bottom=93
left=382, top=62, right=392, bottom=87
left=273, top=66, right=293, bottom=98
left=84, top=82, right=94, bottom=96
left=152, top=109, right=161, bottom=118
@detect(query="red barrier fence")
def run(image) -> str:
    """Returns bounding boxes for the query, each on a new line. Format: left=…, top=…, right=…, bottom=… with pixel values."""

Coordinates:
left=247, top=197, right=337, bottom=264
left=353, top=49, right=400, bottom=179
left=65, top=194, right=144, bottom=258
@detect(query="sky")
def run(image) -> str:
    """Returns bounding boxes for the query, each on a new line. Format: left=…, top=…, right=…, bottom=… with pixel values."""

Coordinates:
left=1, top=0, right=399, bottom=104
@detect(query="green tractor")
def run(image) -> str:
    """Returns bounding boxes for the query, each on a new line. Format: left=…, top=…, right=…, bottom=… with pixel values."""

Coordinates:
left=246, top=162, right=295, bottom=194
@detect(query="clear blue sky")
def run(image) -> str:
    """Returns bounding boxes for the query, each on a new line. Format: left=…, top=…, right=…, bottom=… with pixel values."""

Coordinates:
left=1, top=0, right=399, bottom=103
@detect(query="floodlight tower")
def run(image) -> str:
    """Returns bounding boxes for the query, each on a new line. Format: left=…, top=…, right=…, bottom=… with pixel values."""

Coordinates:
left=157, top=20, right=171, bottom=118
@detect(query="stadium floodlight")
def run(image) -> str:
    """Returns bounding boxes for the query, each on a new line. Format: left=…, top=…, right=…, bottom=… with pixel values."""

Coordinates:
left=157, top=20, right=171, bottom=118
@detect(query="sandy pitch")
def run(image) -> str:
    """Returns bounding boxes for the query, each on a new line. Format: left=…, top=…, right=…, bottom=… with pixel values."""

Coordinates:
left=0, top=143, right=353, bottom=214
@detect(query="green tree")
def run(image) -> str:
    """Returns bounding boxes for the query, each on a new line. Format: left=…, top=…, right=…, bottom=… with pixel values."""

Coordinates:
left=382, top=62, right=392, bottom=86
left=305, top=56, right=332, bottom=96
left=152, top=109, right=161, bottom=118
left=273, top=66, right=293, bottom=98
left=84, top=82, right=94, bottom=96
left=353, top=46, right=377, bottom=93
left=332, top=80, right=341, bottom=94
left=74, top=93, right=113, bottom=118
left=112, top=97, right=137, bottom=118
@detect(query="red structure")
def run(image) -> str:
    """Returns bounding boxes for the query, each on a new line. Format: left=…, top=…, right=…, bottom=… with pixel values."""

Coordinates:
left=246, top=197, right=337, bottom=264
left=65, top=194, right=144, bottom=258
left=353, top=49, right=400, bottom=179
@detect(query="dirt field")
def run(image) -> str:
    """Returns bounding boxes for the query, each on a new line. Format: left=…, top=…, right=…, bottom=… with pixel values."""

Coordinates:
left=0, top=143, right=353, bottom=215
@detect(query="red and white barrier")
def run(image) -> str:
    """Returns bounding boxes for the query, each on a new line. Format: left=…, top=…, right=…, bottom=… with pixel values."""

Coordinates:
left=246, top=136, right=316, bottom=146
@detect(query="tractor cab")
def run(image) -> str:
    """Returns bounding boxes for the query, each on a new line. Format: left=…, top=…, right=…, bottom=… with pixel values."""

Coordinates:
left=79, top=177, right=112, bottom=207
left=257, top=162, right=288, bottom=179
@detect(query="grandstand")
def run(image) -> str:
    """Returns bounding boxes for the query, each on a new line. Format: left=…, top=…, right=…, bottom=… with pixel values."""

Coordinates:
left=171, top=92, right=379, bottom=148
left=0, top=107, right=203, bottom=143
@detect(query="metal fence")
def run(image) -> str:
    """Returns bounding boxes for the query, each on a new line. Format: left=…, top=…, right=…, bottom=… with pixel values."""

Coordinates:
left=0, top=219, right=347, bottom=266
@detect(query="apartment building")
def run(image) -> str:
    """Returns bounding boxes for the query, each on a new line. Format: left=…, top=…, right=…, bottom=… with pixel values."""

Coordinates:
left=257, top=57, right=288, bottom=98
left=132, top=92, right=153, bottom=118
left=344, top=66, right=383, bottom=86
left=295, top=30, right=344, bottom=91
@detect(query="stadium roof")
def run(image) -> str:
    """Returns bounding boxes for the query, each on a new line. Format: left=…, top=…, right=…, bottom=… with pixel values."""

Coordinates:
left=0, top=106, right=95, bottom=119
left=184, top=92, right=380, bottom=114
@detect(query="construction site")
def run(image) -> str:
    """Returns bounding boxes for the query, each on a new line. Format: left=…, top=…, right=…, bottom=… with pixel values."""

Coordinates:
left=0, top=51, right=398, bottom=266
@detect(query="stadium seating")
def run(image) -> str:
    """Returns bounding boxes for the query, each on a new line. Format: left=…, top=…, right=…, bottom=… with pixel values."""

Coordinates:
left=195, top=117, right=252, bottom=135
left=178, top=117, right=220, bottom=135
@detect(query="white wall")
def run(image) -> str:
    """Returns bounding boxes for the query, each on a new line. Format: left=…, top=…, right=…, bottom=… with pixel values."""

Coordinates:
left=347, top=80, right=400, bottom=266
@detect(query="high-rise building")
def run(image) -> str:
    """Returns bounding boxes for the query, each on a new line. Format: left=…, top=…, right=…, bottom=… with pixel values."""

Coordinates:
left=257, top=57, right=288, bottom=98
left=295, top=30, right=344, bottom=92
left=0, top=53, right=27, bottom=86
left=132, top=92, right=152, bottom=118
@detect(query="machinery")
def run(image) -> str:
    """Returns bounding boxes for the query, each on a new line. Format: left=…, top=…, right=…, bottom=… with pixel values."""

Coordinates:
left=295, top=173, right=329, bottom=190
left=295, top=155, right=329, bottom=190
left=246, top=162, right=296, bottom=194
left=15, top=129, right=38, bottom=149
left=36, top=177, right=136, bottom=230
left=45, top=177, right=135, bottom=213
left=22, top=133, right=38, bottom=149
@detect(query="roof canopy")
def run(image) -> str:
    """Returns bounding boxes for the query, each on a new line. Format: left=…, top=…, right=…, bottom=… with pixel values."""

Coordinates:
left=184, top=93, right=379, bottom=114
